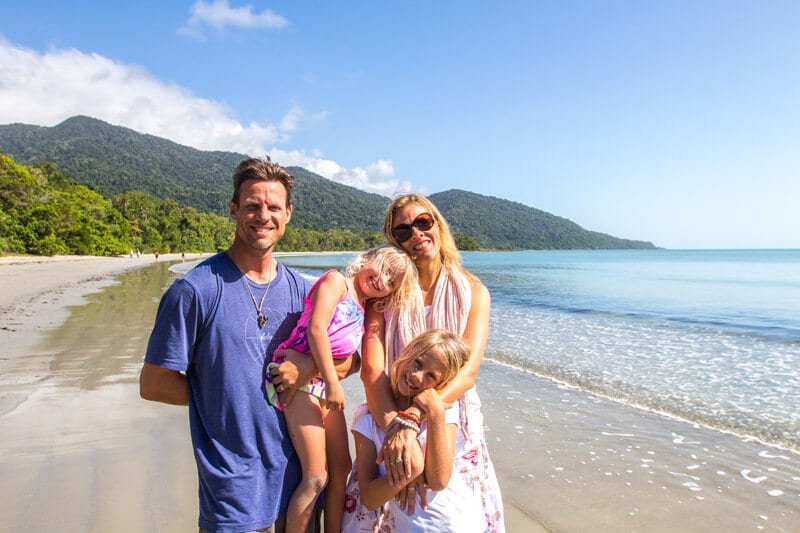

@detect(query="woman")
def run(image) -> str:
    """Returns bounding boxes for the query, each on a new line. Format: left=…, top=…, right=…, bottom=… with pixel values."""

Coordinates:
left=358, top=193, right=504, bottom=532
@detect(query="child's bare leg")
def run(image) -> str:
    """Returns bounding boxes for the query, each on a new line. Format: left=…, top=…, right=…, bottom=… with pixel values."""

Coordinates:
left=323, top=407, right=351, bottom=533
left=283, top=393, right=327, bottom=533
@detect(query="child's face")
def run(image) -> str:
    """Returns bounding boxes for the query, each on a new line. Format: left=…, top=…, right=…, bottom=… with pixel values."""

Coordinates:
left=395, top=348, right=449, bottom=397
left=356, top=260, right=403, bottom=300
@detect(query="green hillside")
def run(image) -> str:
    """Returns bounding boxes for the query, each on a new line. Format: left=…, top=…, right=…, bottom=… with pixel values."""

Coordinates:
left=0, top=116, right=656, bottom=251
left=0, top=116, right=389, bottom=231
left=286, top=166, right=387, bottom=231
left=0, top=116, right=241, bottom=216
left=430, top=190, right=654, bottom=250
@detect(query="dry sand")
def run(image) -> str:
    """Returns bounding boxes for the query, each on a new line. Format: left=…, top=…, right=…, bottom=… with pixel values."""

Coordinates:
left=2, top=254, right=798, bottom=532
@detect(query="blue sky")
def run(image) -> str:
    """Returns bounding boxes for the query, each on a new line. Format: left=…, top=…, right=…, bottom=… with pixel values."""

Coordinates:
left=1, top=1, right=798, bottom=249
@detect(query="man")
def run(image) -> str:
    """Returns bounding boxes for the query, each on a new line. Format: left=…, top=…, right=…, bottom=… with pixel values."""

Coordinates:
left=141, top=158, right=322, bottom=532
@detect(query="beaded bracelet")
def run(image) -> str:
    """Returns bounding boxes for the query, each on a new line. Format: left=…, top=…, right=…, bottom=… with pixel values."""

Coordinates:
left=396, top=417, right=421, bottom=433
left=390, top=415, right=420, bottom=434
left=397, top=410, right=421, bottom=426
left=387, top=415, right=402, bottom=431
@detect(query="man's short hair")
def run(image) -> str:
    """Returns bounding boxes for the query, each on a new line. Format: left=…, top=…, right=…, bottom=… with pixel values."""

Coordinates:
left=231, top=157, right=295, bottom=206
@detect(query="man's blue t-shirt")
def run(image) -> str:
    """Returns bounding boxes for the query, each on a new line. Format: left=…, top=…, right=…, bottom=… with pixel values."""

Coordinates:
left=145, top=252, right=311, bottom=532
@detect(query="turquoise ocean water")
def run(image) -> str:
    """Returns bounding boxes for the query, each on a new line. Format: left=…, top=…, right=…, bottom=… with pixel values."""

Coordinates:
left=237, top=249, right=800, bottom=452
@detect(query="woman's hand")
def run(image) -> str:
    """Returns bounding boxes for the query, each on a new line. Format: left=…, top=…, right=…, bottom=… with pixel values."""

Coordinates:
left=381, top=422, right=424, bottom=486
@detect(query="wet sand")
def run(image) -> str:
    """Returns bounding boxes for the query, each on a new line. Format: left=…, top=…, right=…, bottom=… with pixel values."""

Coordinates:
left=1, top=255, right=797, bottom=532
left=0, top=255, right=196, bottom=531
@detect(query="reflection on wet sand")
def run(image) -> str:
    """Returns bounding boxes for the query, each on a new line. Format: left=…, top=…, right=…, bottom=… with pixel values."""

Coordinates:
left=1, top=263, right=197, bottom=532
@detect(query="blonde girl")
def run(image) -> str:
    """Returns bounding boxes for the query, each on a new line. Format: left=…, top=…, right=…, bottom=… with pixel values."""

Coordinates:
left=343, top=329, right=486, bottom=532
left=267, top=244, right=417, bottom=533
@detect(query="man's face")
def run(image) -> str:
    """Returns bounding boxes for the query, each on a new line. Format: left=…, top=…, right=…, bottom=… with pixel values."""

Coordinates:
left=229, top=179, right=292, bottom=252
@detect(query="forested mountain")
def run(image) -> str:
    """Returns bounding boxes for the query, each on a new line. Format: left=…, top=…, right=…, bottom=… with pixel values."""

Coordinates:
left=0, top=116, right=656, bottom=250
left=430, top=190, right=653, bottom=250
left=286, top=166, right=386, bottom=231
left=0, top=116, right=389, bottom=231
left=0, top=116, right=242, bottom=217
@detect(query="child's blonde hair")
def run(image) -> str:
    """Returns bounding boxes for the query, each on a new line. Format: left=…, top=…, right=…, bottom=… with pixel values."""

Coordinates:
left=390, top=329, right=470, bottom=396
left=345, top=244, right=418, bottom=311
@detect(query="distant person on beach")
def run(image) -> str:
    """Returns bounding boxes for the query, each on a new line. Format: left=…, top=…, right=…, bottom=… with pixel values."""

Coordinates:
left=342, top=329, right=486, bottom=531
left=140, top=157, right=352, bottom=532
left=354, top=193, right=505, bottom=531
left=266, top=244, right=417, bottom=533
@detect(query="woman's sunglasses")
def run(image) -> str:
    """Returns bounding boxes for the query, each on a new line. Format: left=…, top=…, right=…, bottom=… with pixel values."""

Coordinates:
left=391, top=212, right=435, bottom=243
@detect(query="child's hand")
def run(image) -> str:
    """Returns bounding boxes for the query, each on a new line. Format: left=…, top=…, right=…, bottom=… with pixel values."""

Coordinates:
left=325, top=381, right=346, bottom=411
left=412, top=389, right=444, bottom=417
left=396, top=474, right=427, bottom=515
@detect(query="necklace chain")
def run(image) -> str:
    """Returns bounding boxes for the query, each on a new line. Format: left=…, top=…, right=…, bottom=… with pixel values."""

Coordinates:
left=243, top=265, right=274, bottom=329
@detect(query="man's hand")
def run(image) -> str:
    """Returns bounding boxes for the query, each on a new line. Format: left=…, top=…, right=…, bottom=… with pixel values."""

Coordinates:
left=270, top=349, right=316, bottom=407
left=270, top=349, right=356, bottom=407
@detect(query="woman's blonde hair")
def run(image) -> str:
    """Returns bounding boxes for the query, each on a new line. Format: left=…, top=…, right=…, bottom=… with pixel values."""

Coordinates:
left=345, top=244, right=418, bottom=311
left=390, top=329, right=470, bottom=396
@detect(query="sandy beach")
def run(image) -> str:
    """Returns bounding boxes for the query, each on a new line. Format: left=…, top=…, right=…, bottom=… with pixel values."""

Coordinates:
left=1, top=255, right=797, bottom=532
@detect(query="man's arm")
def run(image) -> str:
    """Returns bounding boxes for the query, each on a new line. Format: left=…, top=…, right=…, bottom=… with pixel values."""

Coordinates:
left=140, top=362, right=189, bottom=406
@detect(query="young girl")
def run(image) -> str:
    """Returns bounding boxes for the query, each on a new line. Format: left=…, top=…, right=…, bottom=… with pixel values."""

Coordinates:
left=266, top=244, right=417, bottom=533
left=343, top=329, right=486, bottom=532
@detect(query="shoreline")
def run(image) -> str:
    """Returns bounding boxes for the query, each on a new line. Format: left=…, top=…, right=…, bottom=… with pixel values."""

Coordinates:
left=0, top=254, right=546, bottom=531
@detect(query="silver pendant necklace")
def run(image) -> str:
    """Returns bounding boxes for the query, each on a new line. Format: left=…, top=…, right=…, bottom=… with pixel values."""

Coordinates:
left=243, top=267, right=274, bottom=329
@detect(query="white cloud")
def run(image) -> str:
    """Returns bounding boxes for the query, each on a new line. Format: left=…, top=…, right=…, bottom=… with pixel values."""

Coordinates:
left=179, top=0, right=288, bottom=39
left=0, top=40, right=278, bottom=154
left=268, top=148, right=418, bottom=197
left=279, top=101, right=327, bottom=136
left=0, top=40, right=415, bottom=197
